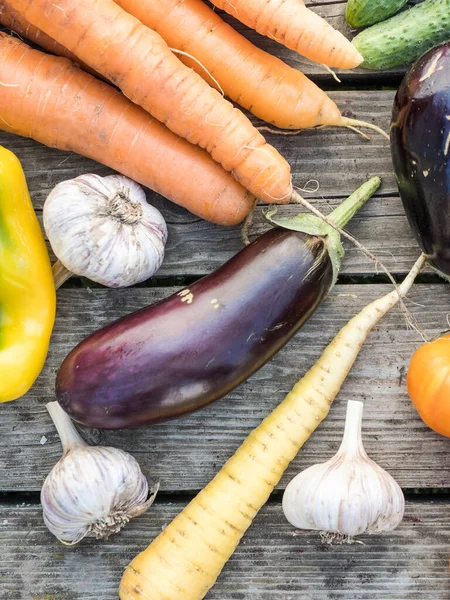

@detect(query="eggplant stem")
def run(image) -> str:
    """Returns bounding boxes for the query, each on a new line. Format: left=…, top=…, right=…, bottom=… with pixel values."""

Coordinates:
left=340, top=117, right=390, bottom=141
left=291, top=189, right=426, bottom=339
left=328, top=176, right=381, bottom=228
left=53, top=260, right=73, bottom=290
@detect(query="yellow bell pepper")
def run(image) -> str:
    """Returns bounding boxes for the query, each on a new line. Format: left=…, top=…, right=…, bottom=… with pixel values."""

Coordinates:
left=0, top=146, right=56, bottom=402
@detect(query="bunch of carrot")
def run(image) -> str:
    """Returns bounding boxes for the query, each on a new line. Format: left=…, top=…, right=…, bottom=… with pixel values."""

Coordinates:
left=0, top=0, right=384, bottom=224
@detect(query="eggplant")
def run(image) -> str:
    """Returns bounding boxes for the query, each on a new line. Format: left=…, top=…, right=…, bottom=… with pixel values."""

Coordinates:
left=391, top=42, right=450, bottom=277
left=56, top=178, right=380, bottom=429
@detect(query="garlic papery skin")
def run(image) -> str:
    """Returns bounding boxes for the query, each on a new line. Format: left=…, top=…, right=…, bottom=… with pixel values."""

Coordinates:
left=41, top=402, right=158, bottom=545
left=43, top=174, right=167, bottom=288
left=282, top=401, right=405, bottom=539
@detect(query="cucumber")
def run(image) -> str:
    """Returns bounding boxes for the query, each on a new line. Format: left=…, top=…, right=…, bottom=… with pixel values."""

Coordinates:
left=353, top=0, right=450, bottom=70
left=346, top=0, right=408, bottom=29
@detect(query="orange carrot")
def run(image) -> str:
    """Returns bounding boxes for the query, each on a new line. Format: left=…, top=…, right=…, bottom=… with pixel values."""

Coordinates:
left=116, top=0, right=340, bottom=130
left=10, top=0, right=293, bottom=204
left=0, top=1, right=381, bottom=136
left=0, top=34, right=254, bottom=225
left=210, top=0, right=363, bottom=69
left=114, top=0, right=387, bottom=136
left=0, top=0, right=98, bottom=77
left=3, top=0, right=338, bottom=130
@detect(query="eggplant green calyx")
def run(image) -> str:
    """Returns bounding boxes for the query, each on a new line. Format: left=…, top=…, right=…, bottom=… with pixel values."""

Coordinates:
left=265, top=176, right=381, bottom=287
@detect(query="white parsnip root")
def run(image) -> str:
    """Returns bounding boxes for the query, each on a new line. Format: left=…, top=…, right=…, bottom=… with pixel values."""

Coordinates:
left=119, top=253, right=426, bottom=600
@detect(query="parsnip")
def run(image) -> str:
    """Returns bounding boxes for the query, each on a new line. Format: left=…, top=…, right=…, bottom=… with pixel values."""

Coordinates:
left=120, top=253, right=426, bottom=600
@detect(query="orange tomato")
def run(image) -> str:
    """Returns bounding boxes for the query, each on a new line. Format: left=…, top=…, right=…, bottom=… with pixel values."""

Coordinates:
left=407, top=333, right=450, bottom=437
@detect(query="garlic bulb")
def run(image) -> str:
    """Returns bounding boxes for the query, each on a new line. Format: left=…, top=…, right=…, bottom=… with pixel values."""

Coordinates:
left=41, top=402, right=158, bottom=545
left=282, top=401, right=404, bottom=539
left=44, top=174, right=167, bottom=288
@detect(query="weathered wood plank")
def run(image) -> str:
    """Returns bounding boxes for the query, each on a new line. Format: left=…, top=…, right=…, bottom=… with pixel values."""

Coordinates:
left=0, top=500, right=448, bottom=599
left=1, top=284, right=449, bottom=493
left=37, top=195, right=424, bottom=279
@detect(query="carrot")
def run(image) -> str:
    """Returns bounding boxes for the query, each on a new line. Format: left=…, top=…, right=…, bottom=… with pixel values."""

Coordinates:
left=0, top=0, right=99, bottom=77
left=0, top=34, right=254, bottom=225
left=113, top=0, right=385, bottom=136
left=1, top=1, right=387, bottom=138
left=119, top=252, right=425, bottom=600
left=10, top=0, right=293, bottom=204
left=209, top=0, right=363, bottom=69
left=116, top=0, right=340, bottom=130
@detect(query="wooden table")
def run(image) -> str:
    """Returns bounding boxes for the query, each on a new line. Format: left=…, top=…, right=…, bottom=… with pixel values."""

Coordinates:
left=1, top=2, right=449, bottom=598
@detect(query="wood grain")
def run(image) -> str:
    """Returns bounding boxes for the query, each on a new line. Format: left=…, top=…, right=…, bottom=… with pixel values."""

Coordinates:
left=37, top=194, right=423, bottom=279
left=1, top=284, right=449, bottom=493
left=1, top=500, right=448, bottom=599
left=157, top=197, right=423, bottom=277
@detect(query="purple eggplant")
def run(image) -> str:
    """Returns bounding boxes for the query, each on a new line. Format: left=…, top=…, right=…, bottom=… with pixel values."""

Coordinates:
left=391, top=42, right=450, bottom=277
left=56, top=178, right=380, bottom=429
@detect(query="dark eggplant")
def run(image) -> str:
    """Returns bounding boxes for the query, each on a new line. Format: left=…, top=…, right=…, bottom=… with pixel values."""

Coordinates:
left=391, top=42, right=450, bottom=277
left=56, top=178, right=380, bottom=429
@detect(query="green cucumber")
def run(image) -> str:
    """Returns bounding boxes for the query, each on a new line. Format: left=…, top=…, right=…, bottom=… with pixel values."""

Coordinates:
left=352, top=0, right=450, bottom=70
left=346, top=0, right=408, bottom=29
